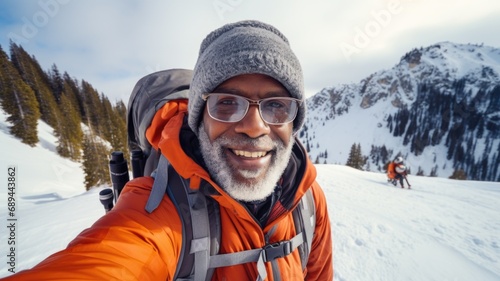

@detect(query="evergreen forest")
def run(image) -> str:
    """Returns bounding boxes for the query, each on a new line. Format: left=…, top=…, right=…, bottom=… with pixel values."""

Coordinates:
left=0, top=42, right=128, bottom=190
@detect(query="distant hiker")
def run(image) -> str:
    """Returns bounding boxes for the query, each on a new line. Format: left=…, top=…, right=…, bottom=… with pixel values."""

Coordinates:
left=387, top=156, right=408, bottom=188
left=2, top=20, right=333, bottom=280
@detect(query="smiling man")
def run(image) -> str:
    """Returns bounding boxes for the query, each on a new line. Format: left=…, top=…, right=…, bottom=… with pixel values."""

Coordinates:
left=198, top=74, right=297, bottom=202
left=1, top=20, right=333, bottom=281
left=186, top=20, right=334, bottom=279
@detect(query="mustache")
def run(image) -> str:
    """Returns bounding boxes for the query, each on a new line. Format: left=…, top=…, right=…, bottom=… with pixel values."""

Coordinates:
left=216, top=135, right=284, bottom=150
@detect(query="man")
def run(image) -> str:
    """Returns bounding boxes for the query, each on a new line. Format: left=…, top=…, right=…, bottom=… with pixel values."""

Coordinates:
left=387, top=156, right=407, bottom=188
left=2, top=20, right=333, bottom=280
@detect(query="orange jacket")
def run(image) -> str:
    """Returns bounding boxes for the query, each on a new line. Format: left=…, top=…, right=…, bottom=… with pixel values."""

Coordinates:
left=387, top=162, right=397, bottom=179
left=387, top=162, right=406, bottom=179
left=4, top=100, right=333, bottom=281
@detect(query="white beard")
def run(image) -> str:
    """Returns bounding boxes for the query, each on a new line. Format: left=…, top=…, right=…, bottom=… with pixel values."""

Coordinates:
left=198, top=123, right=294, bottom=202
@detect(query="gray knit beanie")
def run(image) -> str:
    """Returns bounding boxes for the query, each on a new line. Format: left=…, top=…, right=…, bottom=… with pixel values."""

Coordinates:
left=188, top=20, right=305, bottom=135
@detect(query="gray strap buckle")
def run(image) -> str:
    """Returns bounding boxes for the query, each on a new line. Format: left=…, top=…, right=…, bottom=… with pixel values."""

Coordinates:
left=262, top=240, right=292, bottom=262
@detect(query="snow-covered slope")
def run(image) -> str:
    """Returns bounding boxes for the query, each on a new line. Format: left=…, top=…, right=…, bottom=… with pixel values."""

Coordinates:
left=1, top=109, right=499, bottom=280
left=324, top=165, right=500, bottom=281
left=0, top=109, right=86, bottom=199
left=302, top=42, right=500, bottom=181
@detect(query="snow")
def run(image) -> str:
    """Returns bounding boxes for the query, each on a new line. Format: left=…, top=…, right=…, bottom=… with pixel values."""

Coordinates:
left=0, top=109, right=86, bottom=200
left=1, top=110, right=499, bottom=280
left=325, top=166, right=500, bottom=280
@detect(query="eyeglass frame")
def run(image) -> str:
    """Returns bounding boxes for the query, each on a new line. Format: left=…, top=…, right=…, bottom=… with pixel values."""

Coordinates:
left=201, top=93, right=302, bottom=125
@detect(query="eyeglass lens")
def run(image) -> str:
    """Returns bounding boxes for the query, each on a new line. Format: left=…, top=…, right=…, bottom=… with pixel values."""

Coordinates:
left=206, top=94, right=298, bottom=125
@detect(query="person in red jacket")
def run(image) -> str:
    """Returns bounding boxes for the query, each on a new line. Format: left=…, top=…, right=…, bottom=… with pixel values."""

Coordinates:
left=387, top=156, right=408, bottom=188
left=2, top=20, right=333, bottom=280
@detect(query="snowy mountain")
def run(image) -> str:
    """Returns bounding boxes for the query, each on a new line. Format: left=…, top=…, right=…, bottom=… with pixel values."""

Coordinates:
left=301, top=42, right=500, bottom=181
left=1, top=108, right=500, bottom=280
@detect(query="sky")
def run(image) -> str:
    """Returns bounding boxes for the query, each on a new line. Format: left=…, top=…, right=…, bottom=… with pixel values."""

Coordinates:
left=0, top=109, right=499, bottom=280
left=0, top=0, right=500, bottom=102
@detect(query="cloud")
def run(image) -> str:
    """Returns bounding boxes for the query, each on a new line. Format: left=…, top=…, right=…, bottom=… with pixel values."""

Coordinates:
left=1, top=0, right=500, bottom=101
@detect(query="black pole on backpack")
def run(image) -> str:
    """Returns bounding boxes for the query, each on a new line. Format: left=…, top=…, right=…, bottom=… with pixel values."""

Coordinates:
left=109, top=151, right=130, bottom=203
left=99, top=188, right=114, bottom=213
left=131, top=149, right=145, bottom=178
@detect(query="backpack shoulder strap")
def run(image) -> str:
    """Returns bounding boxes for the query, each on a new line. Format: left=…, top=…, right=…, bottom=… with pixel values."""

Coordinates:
left=206, top=189, right=317, bottom=281
left=292, top=188, right=316, bottom=270
left=145, top=154, right=170, bottom=213
left=145, top=154, right=220, bottom=281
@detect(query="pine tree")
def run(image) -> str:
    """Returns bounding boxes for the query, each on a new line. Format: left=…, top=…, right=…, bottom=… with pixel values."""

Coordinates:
left=48, top=64, right=64, bottom=102
left=110, top=102, right=128, bottom=156
left=56, top=93, right=83, bottom=160
left=81, top=134, right=99, bottom=189
left=417, top=166, right=425, bottom=176
left=430, top=165, right=438, bottom=177
left=61, top=77, right=84, bottom=159
left=346, top=143, right=365, bottom=170
left=9, top=42, right=60, bottom=128
left=449, top=169, right=467, bottom=180
left=356, top=143, right=364, bottom=168
left=81, top=134, right=111, bottom=190
left=115, top=100, right=127, bottom=121
left=314, top=156, right=320, bottom=164
left=63, top=72, right=85, bottom=116
left=99, top=95, right=128, bottom=156
left=0, top=45, right=40, bottom=146
left=346, top=144, right=356, bottom=168
left=80, top=80, right=104, bottom=135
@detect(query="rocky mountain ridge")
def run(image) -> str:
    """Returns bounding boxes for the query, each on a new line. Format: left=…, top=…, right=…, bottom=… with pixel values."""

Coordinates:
left=300, top=42, right=500, bottom=181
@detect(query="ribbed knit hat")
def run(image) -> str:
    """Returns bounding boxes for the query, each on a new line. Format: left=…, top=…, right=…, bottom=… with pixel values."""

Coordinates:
left=188, top=20, right=305, bottom=135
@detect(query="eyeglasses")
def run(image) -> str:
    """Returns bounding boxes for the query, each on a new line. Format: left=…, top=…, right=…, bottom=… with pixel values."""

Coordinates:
left=202, top=93, right=301, bottom=125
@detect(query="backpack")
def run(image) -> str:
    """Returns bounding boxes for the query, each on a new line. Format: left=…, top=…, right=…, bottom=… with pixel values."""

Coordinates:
left=127, top=68, right=193, bottom=178
left=116, top=69, right=316, bottom=280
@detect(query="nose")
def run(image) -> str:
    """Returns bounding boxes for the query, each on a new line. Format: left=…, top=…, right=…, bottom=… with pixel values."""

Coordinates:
left=234, top=105, right=270, bottom=138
